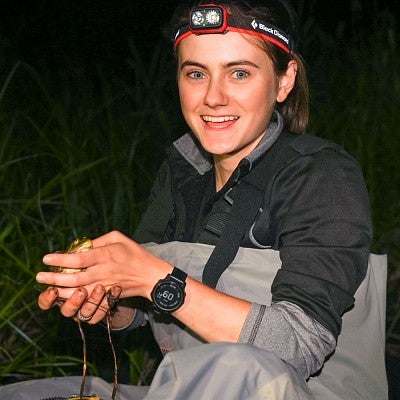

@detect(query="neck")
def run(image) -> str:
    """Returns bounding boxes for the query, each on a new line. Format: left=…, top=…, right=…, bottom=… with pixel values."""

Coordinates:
left=213, top=154, right=239, bottom=191
left=212, top=132, right=266, bottom=191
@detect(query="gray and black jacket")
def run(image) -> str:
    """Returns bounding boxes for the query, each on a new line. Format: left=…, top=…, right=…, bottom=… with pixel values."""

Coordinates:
left=134, top=113, right=372, bottom=377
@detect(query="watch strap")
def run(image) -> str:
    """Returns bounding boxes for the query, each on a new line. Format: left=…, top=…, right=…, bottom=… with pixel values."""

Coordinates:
left=170, top=267, right=187, bottom=283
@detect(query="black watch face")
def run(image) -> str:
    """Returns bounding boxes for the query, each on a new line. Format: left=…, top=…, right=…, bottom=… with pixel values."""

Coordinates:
left=153, top=280, right=185, bottom=312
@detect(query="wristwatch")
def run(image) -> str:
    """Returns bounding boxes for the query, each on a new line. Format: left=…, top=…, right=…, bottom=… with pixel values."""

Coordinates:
left=151, top=267, right=187, bottom=313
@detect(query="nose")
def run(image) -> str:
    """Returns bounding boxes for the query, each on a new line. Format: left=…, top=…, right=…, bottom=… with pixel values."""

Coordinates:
left=203, top=77, right=228, bottom=108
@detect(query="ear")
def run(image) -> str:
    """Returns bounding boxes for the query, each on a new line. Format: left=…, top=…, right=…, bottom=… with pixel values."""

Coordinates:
left=276, top=60, right=297, bottom=103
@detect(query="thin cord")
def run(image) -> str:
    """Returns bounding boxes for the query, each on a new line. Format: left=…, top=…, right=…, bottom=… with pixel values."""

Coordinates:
left=106, top=313, right=119, bottom=400
left=77, top=320, right=87, bottom=400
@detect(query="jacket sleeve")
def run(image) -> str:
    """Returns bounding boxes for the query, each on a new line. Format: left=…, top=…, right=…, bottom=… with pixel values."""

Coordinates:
left=270, top=145, right=372, bottom=338
left=239, top=301, right=336, bottom=378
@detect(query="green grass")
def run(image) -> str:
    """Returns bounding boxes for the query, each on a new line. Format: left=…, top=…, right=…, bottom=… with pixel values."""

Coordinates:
left=0, top=8, right=399, bottom=385
left=0, top=48, right=176, bottom=383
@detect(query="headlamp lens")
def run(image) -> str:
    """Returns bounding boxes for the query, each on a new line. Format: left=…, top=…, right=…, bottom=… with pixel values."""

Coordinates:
left=191, top=11, right=206, bottom=26
left=190, top=6, right=226, bottom=30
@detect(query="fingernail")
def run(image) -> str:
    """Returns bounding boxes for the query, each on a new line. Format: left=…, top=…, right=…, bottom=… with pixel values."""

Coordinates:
left=36, top=273, right=45, bottom=283
left=42, top=255, right=52, bottom=263
left=113, top=285, right=122, bottom=295
left=77, top=288, right=87, bottom=298
left=94, top=284, right=104, bottom=293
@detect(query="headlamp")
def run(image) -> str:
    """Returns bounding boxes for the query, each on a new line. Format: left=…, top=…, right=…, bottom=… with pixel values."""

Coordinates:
left=174, top=3, right=293, bottom=54
left=190, top=5, right=228, bottom=33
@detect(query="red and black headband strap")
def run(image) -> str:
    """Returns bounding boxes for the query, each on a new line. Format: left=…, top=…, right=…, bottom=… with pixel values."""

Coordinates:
left=173, top=4, right=294, bottom=54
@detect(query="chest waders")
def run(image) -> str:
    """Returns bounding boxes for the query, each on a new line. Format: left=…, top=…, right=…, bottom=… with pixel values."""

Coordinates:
left=143, top=133, right=388, bottom=399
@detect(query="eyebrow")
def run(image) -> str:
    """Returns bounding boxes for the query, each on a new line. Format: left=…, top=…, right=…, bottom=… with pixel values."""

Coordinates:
left=179, top=59, right=260, bottom=70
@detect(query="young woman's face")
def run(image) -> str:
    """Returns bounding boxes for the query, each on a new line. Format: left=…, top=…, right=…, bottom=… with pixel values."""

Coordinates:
left=177, top=31, right=291, bottom=164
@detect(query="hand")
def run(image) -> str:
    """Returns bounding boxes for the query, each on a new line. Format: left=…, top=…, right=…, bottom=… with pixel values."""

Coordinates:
left=38, top=283, right=123, bottom=324
left=36, top=231, right=172, bottom=309
left=38, top=231, right=252, bottom=342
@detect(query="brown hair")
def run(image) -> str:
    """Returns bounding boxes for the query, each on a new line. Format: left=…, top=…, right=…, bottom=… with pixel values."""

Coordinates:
left=168, top=0, right=309, bottom=134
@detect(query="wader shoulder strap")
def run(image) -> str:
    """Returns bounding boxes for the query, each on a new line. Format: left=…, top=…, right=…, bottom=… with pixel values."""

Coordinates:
left=202, top=132, right=299, bottom=288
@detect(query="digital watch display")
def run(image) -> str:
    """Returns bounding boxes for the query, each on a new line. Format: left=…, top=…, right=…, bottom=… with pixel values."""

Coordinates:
left=151, top=267, right=187, bottom=313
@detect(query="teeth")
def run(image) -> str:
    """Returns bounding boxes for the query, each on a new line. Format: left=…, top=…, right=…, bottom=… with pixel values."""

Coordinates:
left=202, top=115, right=238, bottom=123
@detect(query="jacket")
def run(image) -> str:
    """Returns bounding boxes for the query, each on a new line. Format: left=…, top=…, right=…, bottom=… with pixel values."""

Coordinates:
left=135, top=119, right=372, bottom=340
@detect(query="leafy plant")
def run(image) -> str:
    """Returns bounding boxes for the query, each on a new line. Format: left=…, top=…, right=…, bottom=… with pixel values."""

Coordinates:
left=0, top=45, right=176, bottom=383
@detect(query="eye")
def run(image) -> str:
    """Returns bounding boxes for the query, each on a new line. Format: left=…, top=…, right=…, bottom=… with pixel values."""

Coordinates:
left=188, top=71, right=205, bottom=79
left=232, top=70, right=249, bottom=80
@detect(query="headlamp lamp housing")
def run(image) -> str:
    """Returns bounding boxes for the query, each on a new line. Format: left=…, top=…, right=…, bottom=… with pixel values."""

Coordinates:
left=189, top=5, right=228, bottom=34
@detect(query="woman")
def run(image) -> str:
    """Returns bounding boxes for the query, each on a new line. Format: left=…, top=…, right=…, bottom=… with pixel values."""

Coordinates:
left=2, top=1, right=387, bottom=399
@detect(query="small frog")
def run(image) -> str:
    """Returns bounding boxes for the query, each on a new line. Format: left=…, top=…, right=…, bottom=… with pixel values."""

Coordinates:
left=66, top=237, right=93, bottom=254
left=49, top=237, right=93, bottom=273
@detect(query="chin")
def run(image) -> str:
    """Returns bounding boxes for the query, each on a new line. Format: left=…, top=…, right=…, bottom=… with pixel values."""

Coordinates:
left=196, top=135, right=234, bottom=153
left=201, top=142, right=234, bottom=156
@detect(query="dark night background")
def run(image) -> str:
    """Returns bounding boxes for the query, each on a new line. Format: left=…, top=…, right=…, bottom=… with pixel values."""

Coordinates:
left=0, top=0, right=399, bottom=75
left=0, top=0, right=399, bottom=397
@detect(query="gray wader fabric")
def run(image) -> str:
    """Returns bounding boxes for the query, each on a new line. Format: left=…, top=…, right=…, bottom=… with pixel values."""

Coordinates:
left=144, top=242, right=388, bottom=400
left=145, top=342, right=310, bottom=400
left=0, top=346, right=309, bottom=400
left=0, top=376, right=149, bottom=399
left=0, top=243, right=387, bottom=400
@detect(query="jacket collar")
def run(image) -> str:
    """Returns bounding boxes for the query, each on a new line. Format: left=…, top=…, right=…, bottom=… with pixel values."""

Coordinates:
left=172, top=111, right=284, bottom=177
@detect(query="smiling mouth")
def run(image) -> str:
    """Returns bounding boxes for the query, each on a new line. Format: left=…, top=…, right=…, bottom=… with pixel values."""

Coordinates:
left=202, top=115, right=239, bottom=123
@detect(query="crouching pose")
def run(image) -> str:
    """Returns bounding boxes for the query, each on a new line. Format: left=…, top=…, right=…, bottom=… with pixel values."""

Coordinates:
left=1, top=1, right=387, bottom=399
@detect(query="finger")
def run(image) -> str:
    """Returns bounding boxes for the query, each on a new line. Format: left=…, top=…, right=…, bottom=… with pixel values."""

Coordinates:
left=88, top=299, right=108, bottom=324
left=59, top=287, right=88, bottom=318
left=38, top=286, right=59, bottom=310
left=42, top=251, right=94, bottom=270
left=79, top=284, right=106, bottom=322
left=91, top=230, right=125, bottom=248
left=90, top=284, right=122, bottom=324
left=106, top=284, right=123, bottom=315
left=51, top=286, right=77, bottom=300
left=36, top=268, right=99, bottom=288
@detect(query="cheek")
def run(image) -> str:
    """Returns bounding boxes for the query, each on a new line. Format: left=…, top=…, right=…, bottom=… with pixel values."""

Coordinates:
left=179, top=84, right=203, bottom=121
left=178, top=85, right=200, bottom=130
left=178, top=82, right=193, bottom=111
left=245, top=86, right=277, bottom=115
